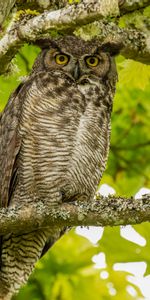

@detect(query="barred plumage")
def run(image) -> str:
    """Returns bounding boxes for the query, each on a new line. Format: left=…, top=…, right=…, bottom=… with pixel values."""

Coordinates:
left=0, top=35, right=118, bottom=299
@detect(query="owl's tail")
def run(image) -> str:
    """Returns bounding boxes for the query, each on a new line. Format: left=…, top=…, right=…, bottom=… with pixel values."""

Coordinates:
left=0, top=228, right=65, bottom=299
left=0, top=283, right=12, bottom=300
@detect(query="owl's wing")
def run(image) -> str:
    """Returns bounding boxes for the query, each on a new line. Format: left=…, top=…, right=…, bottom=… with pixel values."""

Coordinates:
left=0, top=83, right=25, bottom=208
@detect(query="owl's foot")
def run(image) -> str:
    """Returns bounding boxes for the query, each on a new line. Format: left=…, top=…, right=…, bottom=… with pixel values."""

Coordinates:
left=61, top=188, right=88, bottom=203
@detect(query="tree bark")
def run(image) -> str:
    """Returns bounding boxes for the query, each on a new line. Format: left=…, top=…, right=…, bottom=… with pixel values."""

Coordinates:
left=15, top=0, right=150, bottom=13
left=0, top=0, right=150, bottom=27
left=95, top=21, right=150, bottom=64
left=120, top=0, right=150, bottom=14
left=0, top=194, right=149, bottom=236
left=0, top=0, right=16, bottom=25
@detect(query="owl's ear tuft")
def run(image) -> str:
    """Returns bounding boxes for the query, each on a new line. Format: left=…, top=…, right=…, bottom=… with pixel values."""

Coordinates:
left=100, top=41, right=123, bottom=56
left=32, top=38, right=55, bottom=49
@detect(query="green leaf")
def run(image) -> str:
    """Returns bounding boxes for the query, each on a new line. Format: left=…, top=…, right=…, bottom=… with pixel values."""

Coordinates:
left=118, top=60, right=150, bottom=90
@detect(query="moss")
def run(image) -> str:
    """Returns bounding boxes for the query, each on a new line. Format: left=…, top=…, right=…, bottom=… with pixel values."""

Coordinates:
left=14, top=9, right=40, bottom=22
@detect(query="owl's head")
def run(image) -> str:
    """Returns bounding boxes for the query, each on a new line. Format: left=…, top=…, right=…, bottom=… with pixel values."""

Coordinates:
left=33, top=35, right=122, bottom=85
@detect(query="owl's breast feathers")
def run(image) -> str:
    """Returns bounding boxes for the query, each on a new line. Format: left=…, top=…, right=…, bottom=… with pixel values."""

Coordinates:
left=13, top=71, right=113, bottom=204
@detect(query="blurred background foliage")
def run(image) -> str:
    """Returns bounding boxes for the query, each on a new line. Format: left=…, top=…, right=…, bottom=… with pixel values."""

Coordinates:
left=0, top=19, right=150, bottom=300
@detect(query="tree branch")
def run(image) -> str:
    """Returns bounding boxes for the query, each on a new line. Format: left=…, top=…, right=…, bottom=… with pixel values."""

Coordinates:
left=120, top=0, right=150, bottom=14
left=14, top=0, right=150, bottom=14
left=15, top=0, right=68, bottom=11
left=0, top=0, right=149, bottom=29
left=0, top=0, right=16, bottom=25
left=18, top=0, right=119, bottom=39
left=0, top=194, right=149, bottom=236
left=86, top=21, right=150, bottom=64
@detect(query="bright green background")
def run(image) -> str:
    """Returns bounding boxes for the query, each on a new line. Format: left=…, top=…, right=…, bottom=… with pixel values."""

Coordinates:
left=0, top=41, right=150, bottom=299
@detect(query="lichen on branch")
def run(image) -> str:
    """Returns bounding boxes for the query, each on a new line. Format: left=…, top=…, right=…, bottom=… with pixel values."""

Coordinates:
left=0, top=194, right=149, bottom=237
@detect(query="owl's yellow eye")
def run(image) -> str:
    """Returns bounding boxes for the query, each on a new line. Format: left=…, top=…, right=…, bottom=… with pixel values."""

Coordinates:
left=55, top=54, right=69, bottom=65
left=85, top=56, right=99, bottom=67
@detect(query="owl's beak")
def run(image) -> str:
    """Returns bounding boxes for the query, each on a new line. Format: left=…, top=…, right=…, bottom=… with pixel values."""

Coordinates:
left=73, top=62, right=81, bottom=80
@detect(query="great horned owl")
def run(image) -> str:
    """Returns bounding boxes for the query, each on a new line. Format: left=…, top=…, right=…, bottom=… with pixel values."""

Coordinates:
left=0, top=35, right=120, bottom=299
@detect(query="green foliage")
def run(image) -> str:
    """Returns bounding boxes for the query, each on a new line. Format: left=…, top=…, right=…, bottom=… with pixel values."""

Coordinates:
left=68, top=0, right=80, bottom=3
left=0, top=44, right=40, bottom=111
left=0, top=42, right=150, bottom=299
left=14, top=230, right=144, bottom=299
left=101, top=57, right=150, bottom=196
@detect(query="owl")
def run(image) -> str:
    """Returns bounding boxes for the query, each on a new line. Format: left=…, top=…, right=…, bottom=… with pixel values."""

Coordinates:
left=0, top=35, right=120, bottom=299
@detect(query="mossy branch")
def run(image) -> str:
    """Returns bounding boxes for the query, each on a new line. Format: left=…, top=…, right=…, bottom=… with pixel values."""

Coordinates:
left=120, top=0, right=150, bottom=14
left=0, top=0, right=16, bottom=25
left=0, top=0, right=150, bottom=27
left=14, top=0, right=150, bottom=13
left=0, top=194, right=149, bottom=236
